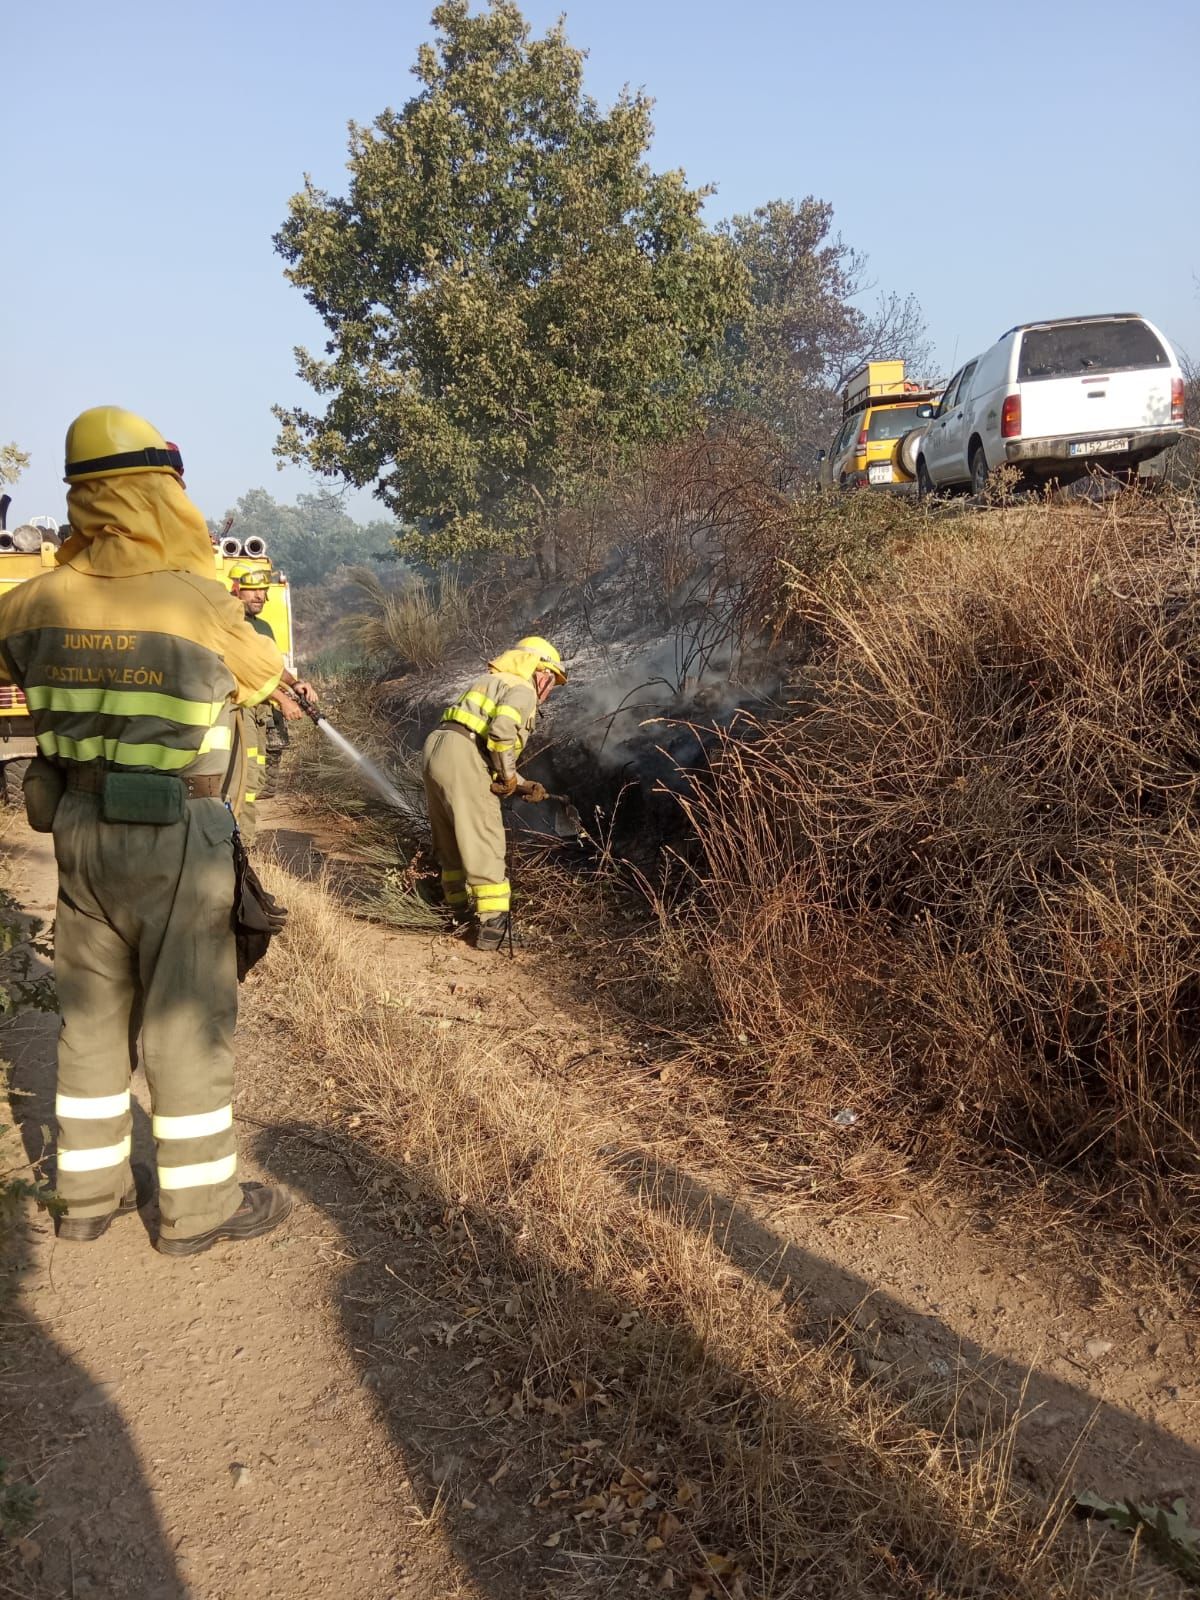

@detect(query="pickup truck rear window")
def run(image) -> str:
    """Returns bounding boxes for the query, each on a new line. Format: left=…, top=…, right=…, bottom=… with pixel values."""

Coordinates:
left=867, top=405, right=933, bottom=441
left=1018, top=320, right=1169, bottom=381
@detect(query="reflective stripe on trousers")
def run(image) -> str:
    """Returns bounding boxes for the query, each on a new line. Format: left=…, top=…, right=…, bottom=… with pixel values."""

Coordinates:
left=441, top=867, right=469, bottom=909
left=51, top=790, right=243, bottom=1237
left=472, top=881, right=511, bottom=915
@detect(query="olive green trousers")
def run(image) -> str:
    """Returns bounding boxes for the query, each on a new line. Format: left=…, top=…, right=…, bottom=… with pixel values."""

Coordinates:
left=421, top=728, right=511, bottom=917
left=51, top=790, right=243, bottom=1240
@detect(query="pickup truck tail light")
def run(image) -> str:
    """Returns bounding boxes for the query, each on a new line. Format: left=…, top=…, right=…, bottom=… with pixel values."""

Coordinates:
left=1000, top=395, right=1022, bottom=438
left=1171, top=378, right=1185, bottom=423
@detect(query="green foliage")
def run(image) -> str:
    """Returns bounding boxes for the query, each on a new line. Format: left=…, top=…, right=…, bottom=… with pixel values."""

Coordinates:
left=717, top=198, right=929, bottom=457
left=0, top=892, right=55, bottom=1019
left=273, top=0, right=746, bottom=563
left=0, top=444, right=29, bottom=489
left=216, top=488, right=400, bottom=586
left=1077, top=1492, right=1200, bottom=1581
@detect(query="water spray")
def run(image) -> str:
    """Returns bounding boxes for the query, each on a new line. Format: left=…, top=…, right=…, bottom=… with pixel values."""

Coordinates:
left=289, top=685, right=410, bottom=814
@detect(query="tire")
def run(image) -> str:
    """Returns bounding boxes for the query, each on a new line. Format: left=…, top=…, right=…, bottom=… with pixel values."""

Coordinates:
left=898, top=427, right=925, bottom=478
left=1, top=758, right=30, bottom=808
left=916, top=457, right=937, bottom=502
left=970, top=446, right=990, bottom=499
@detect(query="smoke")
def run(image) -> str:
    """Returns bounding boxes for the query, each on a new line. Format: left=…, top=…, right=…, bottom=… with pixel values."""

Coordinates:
left=516, top=619, right=784, bottom=860
left=565, top=630, right=778, bottom=770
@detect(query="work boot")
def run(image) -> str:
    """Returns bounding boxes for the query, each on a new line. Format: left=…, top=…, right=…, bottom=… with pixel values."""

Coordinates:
left=155, top=1182, right=294, bottom=1258
left=474, top=913, right=510, bottom=952
left=55, top=1162, right=154, bottom=1243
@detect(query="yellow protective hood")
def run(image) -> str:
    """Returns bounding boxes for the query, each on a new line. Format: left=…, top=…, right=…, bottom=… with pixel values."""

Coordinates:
left=487, top=648, right=541, bottom=683
left=58, top=472, right=216, bottom=580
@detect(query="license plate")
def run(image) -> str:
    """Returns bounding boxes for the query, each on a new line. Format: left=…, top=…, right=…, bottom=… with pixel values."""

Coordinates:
left=1069, top=437, right=1129, bottom=457
left=868, top=462, right=894, bottom=484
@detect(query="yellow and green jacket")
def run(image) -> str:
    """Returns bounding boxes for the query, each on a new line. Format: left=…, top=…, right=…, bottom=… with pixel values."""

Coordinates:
left=0, top=567, right=283, bottom=784
left=442, top=669, right=538, bottom=772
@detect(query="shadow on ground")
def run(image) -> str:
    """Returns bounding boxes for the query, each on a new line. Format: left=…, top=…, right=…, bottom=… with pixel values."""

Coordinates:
left=2, top=1005, right=182, bottom=1600
left=252, top=1111, right=1195, bottom=1600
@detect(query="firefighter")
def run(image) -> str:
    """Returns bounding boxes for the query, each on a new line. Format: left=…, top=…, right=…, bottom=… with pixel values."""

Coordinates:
left=422, top=637, right=566, bottom=951
left=0, top=406, right=294, bottom=1255
left=226, top=563, right=310, bottom=834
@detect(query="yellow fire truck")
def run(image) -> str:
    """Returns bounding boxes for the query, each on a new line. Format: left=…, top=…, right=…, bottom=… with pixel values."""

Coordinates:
left=0, top=501, right=294, bottom=803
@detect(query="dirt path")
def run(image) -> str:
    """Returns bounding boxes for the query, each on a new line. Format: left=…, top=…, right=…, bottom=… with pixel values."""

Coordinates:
left=2, top=797, right=1198, bottom=1598
left=0, top=813, right=472, bottom=1600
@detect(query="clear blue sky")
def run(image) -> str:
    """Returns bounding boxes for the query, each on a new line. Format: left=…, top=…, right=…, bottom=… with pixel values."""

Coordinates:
left=8, top=0, right=1198, bottom=525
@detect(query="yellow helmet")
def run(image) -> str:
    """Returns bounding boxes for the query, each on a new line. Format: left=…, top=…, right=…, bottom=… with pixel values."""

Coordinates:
left=517, top=635, right=567, bottom=683
left=228, top=561, right=270, bottom=590
left=64, top=406, right=184, bottom=484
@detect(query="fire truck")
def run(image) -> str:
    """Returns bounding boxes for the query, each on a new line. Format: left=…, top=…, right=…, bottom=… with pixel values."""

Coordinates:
left=0, top=498, right=295, bottom=804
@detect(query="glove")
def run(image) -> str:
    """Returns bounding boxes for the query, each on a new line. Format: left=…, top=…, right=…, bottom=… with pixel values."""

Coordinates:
left=490, top=775, right=519, bottom=798
left=518, top=781, right=548, bottom=803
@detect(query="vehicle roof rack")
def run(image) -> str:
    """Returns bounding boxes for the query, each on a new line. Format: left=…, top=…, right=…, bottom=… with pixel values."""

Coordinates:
left=998, top=312, right=1140, bottom=339
left=842, top=388, right=939, bottom=418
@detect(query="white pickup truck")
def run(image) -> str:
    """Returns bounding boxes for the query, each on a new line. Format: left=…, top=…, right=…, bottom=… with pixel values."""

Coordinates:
left=916, top=313, right=1185, bottom=498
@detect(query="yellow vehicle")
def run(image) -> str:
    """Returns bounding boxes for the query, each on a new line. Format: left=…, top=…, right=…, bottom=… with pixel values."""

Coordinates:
left=0, top=514, right=58, bottom=801
left=212, top=527, right=295, bottom=670
left=818, top=360, right=939, bottom=491
left=0, top=502, right=294, bottom=802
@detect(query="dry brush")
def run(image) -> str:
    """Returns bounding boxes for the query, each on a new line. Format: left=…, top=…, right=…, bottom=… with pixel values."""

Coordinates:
left=671, top=493, right=1200, bottom=1264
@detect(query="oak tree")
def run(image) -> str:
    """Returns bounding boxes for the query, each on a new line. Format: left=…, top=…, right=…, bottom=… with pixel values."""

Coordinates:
left=274, top=0, right=744, bottom=572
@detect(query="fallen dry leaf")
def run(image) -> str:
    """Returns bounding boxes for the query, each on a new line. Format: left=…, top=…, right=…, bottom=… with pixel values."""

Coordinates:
left=704, top=1551, right=739, bottom=1575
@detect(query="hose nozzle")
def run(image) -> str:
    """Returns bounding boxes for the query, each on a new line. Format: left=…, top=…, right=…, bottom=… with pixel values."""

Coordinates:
left=291, top=684, right=323, bottom=724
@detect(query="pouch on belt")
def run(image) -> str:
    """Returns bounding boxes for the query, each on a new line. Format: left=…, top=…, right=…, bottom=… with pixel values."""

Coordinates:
left=22, top=756, right=66, bottom=834
left=101, top=771, right=187, bottom=826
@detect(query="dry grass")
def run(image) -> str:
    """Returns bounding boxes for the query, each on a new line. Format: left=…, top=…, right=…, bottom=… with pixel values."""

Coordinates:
left=346, top=566, right=472, bottom=671
left=659, top=492, right=1200, bottom=1270
left=257, top=861, right=1184, bottom=1599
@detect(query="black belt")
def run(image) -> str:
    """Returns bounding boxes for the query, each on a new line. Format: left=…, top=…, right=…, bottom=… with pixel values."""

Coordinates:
left=67, top=766, right=226, bottom=799
left=441, top=720, right=480, bottom=744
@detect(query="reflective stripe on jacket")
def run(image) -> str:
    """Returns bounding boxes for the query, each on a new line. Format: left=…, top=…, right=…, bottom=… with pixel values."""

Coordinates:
left=0, top=567, right=283, bottom=781
left=442, top=671, right=538, bottom=762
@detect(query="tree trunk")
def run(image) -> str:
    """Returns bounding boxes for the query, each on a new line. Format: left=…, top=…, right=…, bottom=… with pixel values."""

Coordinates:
left=533, top=528, right=551, bottom=584
left=531, top=496, right=557, bottom=584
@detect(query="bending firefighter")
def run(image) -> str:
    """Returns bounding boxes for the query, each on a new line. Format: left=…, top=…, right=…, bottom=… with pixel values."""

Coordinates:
left=422, top=638, right=566, bottom=951
left=0, top=407, right=297, bottom=1256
